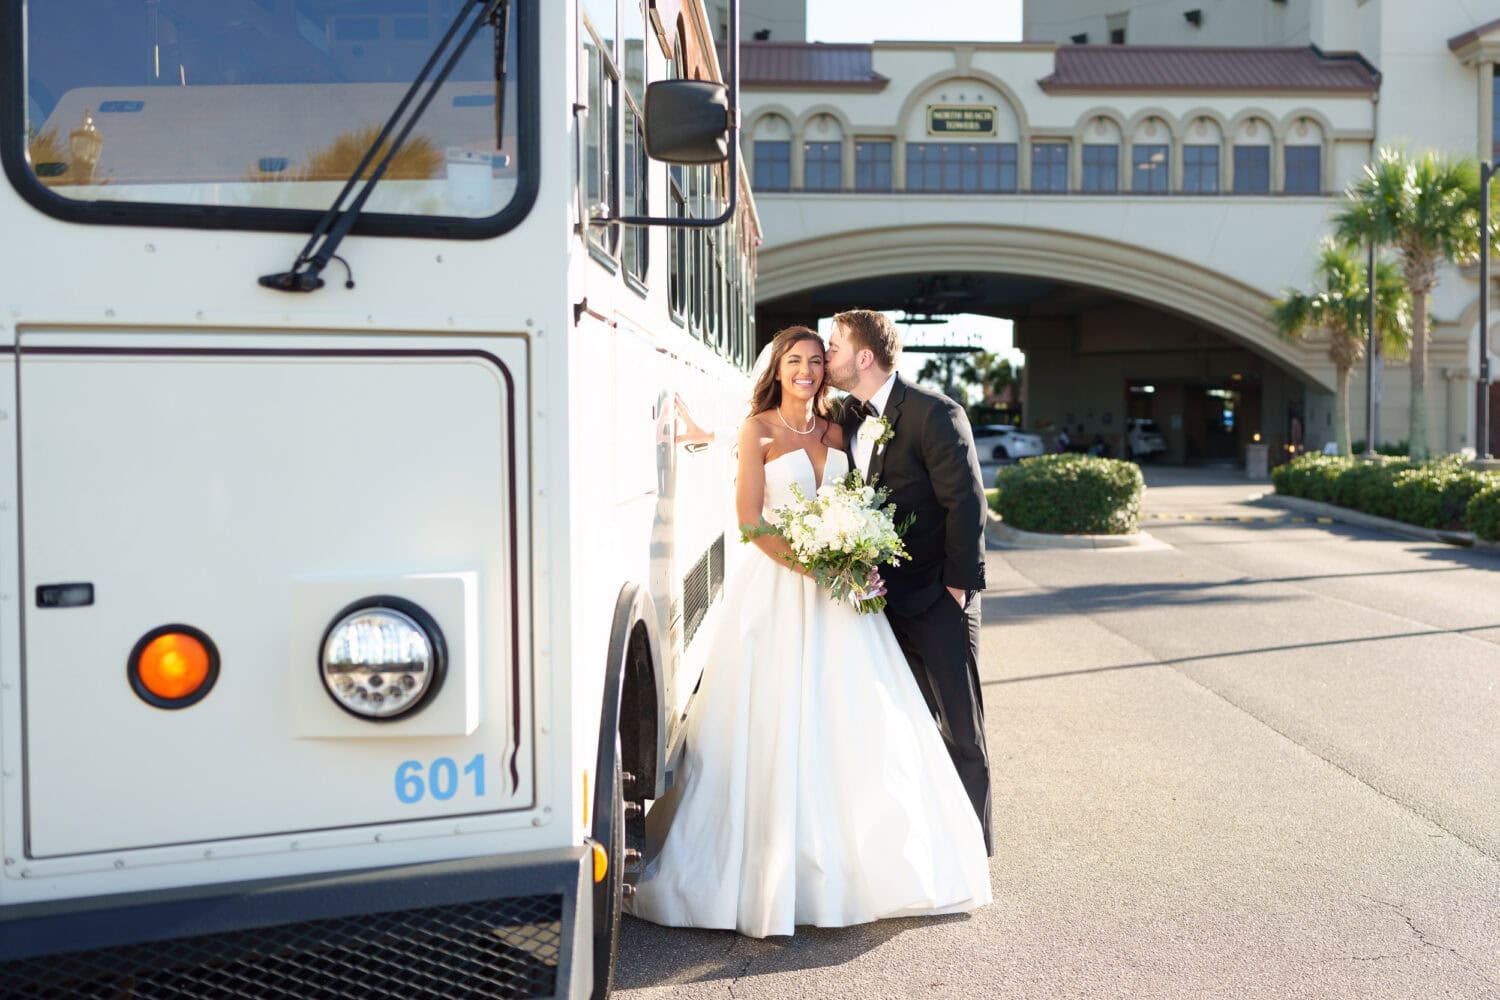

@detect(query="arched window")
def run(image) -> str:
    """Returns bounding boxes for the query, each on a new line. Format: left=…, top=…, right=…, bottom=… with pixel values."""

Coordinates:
left=1283, top=116, right=1325, bottom=194
left=1081, top=116, right=1123, bottom=193
left=802, top=112, right=845, bottom=191
left=902, top=78, right=1021, bottom=193
left=751, top=114, right=792, bottom=191
left=1182, top=116, right=1224, bottom=194
left=1231, top=116, right=1273, bottom=194
left=1129, top=116, right=1170, bottom=194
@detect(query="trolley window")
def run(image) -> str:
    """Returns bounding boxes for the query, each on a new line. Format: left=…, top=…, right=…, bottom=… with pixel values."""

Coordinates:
left=5, top=1, right=536, bottom=236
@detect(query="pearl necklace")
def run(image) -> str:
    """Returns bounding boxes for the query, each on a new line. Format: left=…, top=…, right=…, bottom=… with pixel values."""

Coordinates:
left=777, top=407, right=816, bottom=435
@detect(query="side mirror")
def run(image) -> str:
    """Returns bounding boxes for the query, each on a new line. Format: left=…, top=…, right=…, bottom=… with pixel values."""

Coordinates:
left=644, top=80, right=730, bottom=164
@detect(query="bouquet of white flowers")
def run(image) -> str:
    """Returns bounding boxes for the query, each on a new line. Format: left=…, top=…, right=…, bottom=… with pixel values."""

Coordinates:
left=742, top=470, right=913, bottom=614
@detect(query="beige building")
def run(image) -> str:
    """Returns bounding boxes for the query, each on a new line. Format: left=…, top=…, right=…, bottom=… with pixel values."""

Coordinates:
left=737, top=0, right=1500, bottom=463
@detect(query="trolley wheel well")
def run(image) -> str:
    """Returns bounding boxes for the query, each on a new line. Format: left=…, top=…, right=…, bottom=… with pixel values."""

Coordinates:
left=618, top=622, right=659, bottom=797
left=596, top=582, right=666, bottom=808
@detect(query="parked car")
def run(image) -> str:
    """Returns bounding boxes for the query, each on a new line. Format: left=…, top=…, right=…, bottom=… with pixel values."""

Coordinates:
left=1125, top=418, right=1168, bottom=460
left=972, top=424, right=1047, bottom=461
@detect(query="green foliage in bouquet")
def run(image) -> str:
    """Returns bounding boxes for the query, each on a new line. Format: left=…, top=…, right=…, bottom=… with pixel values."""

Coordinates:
left=993, top=454, right=1143, bottom=535
left=742, top=470, right=913, bottom=614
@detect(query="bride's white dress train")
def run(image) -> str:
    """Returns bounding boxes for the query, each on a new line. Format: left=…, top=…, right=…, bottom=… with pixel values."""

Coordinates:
left=626, top=448, right=991, bottom=939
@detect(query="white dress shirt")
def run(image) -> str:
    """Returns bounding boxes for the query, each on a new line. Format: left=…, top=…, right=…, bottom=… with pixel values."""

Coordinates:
left=853, top=372, right=898, bottom=478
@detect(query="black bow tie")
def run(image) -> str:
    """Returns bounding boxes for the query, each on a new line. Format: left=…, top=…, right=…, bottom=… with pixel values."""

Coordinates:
left=858, top=400, right=880, bottom=419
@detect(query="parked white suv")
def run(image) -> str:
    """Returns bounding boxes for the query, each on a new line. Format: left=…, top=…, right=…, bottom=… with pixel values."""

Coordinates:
left=1125, top=418, right=1168, bottom=461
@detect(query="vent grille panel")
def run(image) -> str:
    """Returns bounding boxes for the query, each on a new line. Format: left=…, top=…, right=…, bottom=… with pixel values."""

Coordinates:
left=1, top=894, right=563, bottom=1000
left=682, top=532, right=726, bottom=648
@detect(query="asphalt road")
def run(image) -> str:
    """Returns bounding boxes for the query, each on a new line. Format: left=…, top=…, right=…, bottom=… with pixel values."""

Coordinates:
left=615, top=469, right=1500, bottom=999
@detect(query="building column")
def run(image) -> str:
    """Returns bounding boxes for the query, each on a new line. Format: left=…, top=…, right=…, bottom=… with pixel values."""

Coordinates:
left=790, top=128, right=805, bottom=190
left=1443, top=367, right=1472, bottom=453
left=1121, top=141, right=1133, bottom=192
left=893, top=138, right=907, bottom=189
left=1271, top=138, right=1285, bottom=192
left=841, top=140, right=855, bottom=190
left=1018, top=133, right=1032, bottom=191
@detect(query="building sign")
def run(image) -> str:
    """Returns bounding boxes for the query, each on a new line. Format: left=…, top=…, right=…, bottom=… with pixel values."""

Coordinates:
left=927, top=105, right=998, bottom=136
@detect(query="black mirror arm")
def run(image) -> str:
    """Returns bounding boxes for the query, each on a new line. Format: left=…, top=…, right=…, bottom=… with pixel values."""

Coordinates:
left=605, top=0, right=739, bottom=230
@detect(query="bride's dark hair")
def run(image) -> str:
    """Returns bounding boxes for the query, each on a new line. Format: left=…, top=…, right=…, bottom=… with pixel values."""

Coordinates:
left=748, top=326, right=831, bottom=420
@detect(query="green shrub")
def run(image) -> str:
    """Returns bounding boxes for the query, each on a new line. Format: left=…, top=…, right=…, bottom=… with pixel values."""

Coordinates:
left=1271, top=454, right=1352, bottom=501
left=1331, top=457, right=1411, bottom=518
left=1275, top=453, right=1499, bottom=532
left=1390, top=460, right=1494, bottom=529
left=1464, top=483, right=1500, bottom=541
left=993, top=454, right=1143, bottom=534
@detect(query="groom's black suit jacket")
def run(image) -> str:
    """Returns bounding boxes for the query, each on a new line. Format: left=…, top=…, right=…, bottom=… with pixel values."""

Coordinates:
left=842, top=376, right=987, bottom=616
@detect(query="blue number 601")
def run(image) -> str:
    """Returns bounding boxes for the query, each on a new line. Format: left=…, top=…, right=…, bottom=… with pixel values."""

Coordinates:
left=394, top=754, right=485, bottom=804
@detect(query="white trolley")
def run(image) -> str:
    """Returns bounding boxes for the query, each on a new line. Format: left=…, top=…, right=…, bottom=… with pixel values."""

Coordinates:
left=0, top=1, right=755, bottom=996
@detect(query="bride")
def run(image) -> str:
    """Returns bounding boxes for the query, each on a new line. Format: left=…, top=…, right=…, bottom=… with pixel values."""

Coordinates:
left=625, top=325, right=991, bottom=939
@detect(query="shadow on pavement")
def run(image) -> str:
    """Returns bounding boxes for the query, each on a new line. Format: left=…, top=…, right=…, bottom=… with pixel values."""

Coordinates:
left=615, top=911, right=970, bottom=989
left=981, top=622, right=1500, bottom=688
left=978, top=578, right=1299, bottom=626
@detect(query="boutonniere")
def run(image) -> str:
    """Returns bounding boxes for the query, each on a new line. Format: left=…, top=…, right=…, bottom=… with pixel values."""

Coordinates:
left=861, top=414, right=894, bottom=450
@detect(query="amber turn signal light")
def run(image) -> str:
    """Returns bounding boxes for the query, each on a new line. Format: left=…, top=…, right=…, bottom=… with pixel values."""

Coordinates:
left=592, top=841, right=609, bottom=883
left=128, top=625, right=219, bottom=709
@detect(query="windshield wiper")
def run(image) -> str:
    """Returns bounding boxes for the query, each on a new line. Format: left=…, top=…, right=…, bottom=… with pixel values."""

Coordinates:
left=260, top=0, right=508, bottom=293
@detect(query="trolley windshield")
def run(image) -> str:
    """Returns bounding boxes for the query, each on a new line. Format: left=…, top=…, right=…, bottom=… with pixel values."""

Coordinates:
left=16, top=1, right=526, bottom=223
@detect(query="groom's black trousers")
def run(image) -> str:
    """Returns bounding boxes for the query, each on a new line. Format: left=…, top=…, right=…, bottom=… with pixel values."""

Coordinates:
left=886, top=593, right=993, bottom=857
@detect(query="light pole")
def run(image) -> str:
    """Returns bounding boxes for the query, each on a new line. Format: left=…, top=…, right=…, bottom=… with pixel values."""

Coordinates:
left=1480, top=160, right=1494, bottom=459
left=1364, top=240, right=1376, bottom=459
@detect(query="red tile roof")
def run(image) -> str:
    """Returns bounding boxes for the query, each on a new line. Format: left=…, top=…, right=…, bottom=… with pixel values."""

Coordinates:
left=1038, top=45, right=1379, bottom=95
left=732, top=42, right=889, bottom=90
left=1449, top=17, right=1500, bottom=52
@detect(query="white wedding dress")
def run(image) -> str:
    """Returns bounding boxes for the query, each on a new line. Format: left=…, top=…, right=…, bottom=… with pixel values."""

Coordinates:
left=626, top=447, right=991, bottom=939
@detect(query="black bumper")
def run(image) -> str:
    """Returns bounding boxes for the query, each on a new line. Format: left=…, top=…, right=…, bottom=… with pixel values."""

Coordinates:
left=0, top=848, right=593, bottom=999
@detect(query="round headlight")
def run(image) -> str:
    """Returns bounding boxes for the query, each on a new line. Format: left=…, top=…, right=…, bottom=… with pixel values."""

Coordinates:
left=319, top=597, right=446, bottom=721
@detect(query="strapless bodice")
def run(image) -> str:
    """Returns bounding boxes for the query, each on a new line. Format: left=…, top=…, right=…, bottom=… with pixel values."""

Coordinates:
left=763, top=448, right=849, bottom=513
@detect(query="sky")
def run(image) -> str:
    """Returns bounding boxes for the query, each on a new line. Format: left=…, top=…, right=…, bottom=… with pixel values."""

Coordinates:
left=805, top=0, right=1023, bottom=44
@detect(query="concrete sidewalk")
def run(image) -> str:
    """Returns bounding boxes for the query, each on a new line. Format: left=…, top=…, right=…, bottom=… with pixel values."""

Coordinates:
left=616, top=472, right=1500, bottom=1000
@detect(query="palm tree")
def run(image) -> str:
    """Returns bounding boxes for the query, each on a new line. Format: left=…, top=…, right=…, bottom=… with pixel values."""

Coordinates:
left=916, top=351, right=981, bottom=405
left=1270, top=240, right=1410, bottom=456
left=917, top=349, right=1024, bottom=407
left=1332, top=148, right=1491, bottom=460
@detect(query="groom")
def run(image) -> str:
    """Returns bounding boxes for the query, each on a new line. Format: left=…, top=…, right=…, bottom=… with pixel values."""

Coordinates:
left=825, top=309, right=993, bottom=856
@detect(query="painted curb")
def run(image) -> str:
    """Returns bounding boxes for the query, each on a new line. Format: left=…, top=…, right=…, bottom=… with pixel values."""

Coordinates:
left=1254, top=493, right=1500, bottom=554
left=985, top=510, right=1164, bottom=550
